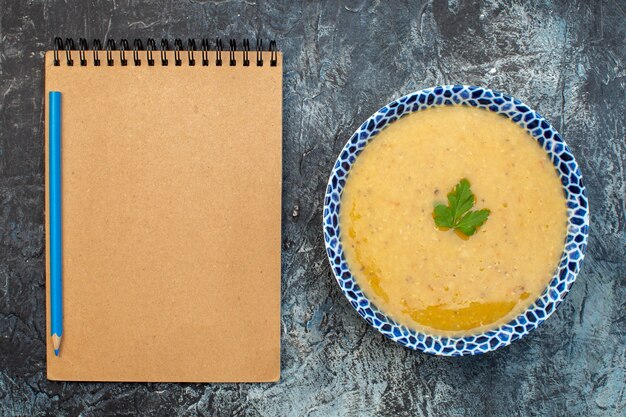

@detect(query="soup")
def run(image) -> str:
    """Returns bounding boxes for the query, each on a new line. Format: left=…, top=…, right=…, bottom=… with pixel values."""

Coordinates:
left=340, top=105, right=567, bottom=336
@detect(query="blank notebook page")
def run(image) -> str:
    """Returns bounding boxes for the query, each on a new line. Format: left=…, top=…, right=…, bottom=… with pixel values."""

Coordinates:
left=44, top=49, right=282, bottom=382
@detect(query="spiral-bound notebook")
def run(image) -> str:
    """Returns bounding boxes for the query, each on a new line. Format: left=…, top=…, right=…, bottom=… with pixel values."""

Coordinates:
left=44, top=38, right=282, bottom=382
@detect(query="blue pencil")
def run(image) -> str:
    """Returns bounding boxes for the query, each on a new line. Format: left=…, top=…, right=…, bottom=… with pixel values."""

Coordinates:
left=49, top=91, right=63, bottom=356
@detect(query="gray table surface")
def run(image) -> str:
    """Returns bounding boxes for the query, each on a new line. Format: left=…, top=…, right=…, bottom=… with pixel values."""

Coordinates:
left=1, top=0, right=624, bottom=416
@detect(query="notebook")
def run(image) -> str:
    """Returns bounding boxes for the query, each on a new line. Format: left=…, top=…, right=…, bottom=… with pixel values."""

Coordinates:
left=44, top=37, right=282, bottom=382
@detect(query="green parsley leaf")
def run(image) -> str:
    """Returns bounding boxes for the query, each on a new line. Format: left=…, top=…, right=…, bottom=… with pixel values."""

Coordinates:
left=433, top=179, right=490, bottom=237
left=455, top=209, right=490, bottom=236
left=433, top=204, right=454, bottom=228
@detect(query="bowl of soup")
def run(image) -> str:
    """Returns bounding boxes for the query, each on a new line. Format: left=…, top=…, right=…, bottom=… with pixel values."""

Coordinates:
left=323, top=85, right=589, bottom=356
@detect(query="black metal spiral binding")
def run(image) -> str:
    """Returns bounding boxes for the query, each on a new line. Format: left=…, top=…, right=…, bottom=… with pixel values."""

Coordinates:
left=256, top=39, right=264, bottom=66
left=174, top=39, right=183, bottom=66
left=106, top=39, right=116, bottom=66
left=52, top=38, right=278, bottom=67
left=242, top=38, right=250, bottom=67
left=64, top=38, right=75, bottom=66
left=201, top=39, right=209, bottom=66
left=146, top=38, right=156, bottom=66
left=269, top=40, right=277, bottom=67
left=187, top=39, right=196, bottom=66
left=133, top=39, right=143, bottom=66
left=93, top=39, right=102, bottom=66
left=79, top=38, right=88, bottom=66
left=160, top=39, right=169, bottom=66
left=120, top=39, right=129, bottom=66
left=53, top=37, right=63, bottom=65
left=229, top=39, right=237, bottom=66
left=215, top=38, right=223, bottom=66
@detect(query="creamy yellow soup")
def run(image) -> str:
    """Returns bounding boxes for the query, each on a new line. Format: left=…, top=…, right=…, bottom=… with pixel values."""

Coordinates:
left=340, top=105, right=568, bottom=336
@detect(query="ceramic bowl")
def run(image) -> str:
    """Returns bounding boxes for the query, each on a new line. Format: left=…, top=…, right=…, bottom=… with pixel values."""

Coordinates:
left=323, top=85, right=589, bottom=356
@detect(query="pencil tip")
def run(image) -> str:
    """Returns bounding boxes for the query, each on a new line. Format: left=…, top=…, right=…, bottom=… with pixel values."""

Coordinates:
left=54, top=349, right=59, bottom=356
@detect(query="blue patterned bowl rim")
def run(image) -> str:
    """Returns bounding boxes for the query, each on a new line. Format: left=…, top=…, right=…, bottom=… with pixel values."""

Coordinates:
left=323, top=85, right=589, bottom=356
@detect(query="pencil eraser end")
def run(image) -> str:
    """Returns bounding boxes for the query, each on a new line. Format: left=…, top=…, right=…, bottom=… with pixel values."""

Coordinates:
left=54, top=349, right=59, bottom=356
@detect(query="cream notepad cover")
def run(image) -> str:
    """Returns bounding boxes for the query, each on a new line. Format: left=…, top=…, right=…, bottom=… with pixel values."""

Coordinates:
left=44, top=44, right=282, bottom=382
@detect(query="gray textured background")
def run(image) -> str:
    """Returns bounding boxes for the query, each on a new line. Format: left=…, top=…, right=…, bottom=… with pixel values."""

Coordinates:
left=1, top=0, right=624, bottom=416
